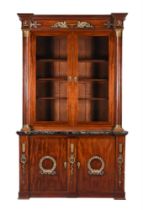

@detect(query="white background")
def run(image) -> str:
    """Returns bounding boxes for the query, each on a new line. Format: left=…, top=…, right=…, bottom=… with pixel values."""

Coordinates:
left=0, top=0, right=143, bottom=209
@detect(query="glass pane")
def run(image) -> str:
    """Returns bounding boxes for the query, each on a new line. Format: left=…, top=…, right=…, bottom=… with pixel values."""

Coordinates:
left=78, top=36, right=109, bottom=122
left=36, top=36, right=68, bottom=122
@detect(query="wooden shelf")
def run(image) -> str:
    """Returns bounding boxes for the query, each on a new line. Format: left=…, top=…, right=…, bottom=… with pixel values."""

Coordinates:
left=37, top=97, right=107, bottom=101
left=37, top=77, right=67, bottom=81
left=78, top=78, right=108, bottom=82
left=37, top=97, right=67, bottom=100
left=37, top=78, right=107, bottom=82
left=37, top=58, right=67, bottom=62
left=78, top=59, right=108, bottom=63
left=78, top=97, right=108, bottom=101
left=37, top=59, right=107, bottom=63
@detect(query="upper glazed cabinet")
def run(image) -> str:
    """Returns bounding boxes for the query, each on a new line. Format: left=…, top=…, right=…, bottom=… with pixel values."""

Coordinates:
left=18, top=13, right=125, bottom=131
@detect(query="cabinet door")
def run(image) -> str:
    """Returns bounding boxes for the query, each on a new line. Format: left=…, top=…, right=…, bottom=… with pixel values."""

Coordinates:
left=29, top=136, right=68, bottom=195
left=74, top=32, right=115, bottom=128
left=77, top=136, right=115, bottom=194
left=30, top=32, right=74, bottom=128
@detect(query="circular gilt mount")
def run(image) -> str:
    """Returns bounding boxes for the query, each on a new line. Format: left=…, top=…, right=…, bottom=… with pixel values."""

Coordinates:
left=39, top=156, right=56, bottom=175
left=87, top=155, right=105, bottom=176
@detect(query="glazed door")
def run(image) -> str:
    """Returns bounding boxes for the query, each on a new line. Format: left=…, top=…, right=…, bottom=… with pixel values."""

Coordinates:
left=74, top=32, right=115, bottom=128
left=77, top=136, right=115, bottom=194
left=30, top=32, right=74, bottom=128
left=29, top=136, right=68, bottom=195
left=30, top=31, right=115, bottom=129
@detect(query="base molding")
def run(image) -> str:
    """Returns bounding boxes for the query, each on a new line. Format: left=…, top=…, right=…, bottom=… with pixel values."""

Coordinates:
left=18, top=191, right=30, bottom=199
left=114, top=197, right=126, bottom=200
left=114, top=192, right=126, bottom=200
left=18, top=191, right=125, bottom=199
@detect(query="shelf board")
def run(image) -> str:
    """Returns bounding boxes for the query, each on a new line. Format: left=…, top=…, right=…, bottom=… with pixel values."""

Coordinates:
left=37, top=59, right=108, bottom=63
left=37, top=97, right=67, bottom=100
left=37, top=78, right=107, bottom=82
left=37, top=97, right=107, bottom=100
left=78, top=97, right=108, bottom=101
left=37, top=58, right=67, bottom=62
left=78, top=59, right=108, bottom=63
left=37, top=77, right=67, bottom=81
left=78, top=78, right=108, bottom=82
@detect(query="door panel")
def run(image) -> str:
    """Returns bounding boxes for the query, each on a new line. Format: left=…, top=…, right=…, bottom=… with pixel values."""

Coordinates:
left=36, top=36, right=68, bottom=122
left=77, top=136, right=115, bottom=194
left=29, top=136, right=68, bottom=193
left=74, top=32, right=115, bottom=127
left=30, top=32, right=74, bottom=128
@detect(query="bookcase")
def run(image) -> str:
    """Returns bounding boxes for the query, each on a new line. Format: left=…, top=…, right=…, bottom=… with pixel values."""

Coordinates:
left=17, top=13, right=128, bottom=199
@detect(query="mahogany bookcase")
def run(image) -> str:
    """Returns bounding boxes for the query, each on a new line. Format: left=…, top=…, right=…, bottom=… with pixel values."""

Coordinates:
left=17, top=13, right=128, bottom=199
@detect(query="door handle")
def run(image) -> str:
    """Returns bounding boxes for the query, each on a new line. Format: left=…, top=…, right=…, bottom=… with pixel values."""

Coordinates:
left=74, top=76, right=78, bottom=82
left=70, top=143, right=74, bottom=153
left=77, top=161, right=80, bottom=169
left=64, top=161, right=67, bottom=169
left=67, top=76, right=78, bottom=82
left=22, top=143, right=26, bottom=153
left=68, top=76, right=72, bottom=81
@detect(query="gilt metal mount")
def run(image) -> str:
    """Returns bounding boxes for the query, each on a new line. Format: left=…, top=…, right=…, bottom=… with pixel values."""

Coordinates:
left=51, top=21, right=94, bottom=29
left=87, top=155, right=105, bottom=176
left=51, top=21, right=68, bottom=28
left=23, top=20, right=41, bottom=29
left=118, top=143, right=123, bottom=186
left=39, top=155, right=56, bottom=175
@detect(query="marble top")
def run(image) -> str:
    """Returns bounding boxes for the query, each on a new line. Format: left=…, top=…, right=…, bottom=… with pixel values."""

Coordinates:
left=17, top=130, right=128, bottom=136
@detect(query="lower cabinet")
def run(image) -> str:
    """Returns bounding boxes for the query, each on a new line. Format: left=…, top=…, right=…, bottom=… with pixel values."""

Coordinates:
left=19, top=135, right=125, bottom=199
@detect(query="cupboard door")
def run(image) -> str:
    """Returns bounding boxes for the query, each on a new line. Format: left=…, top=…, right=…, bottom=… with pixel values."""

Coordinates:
left=77, top=136, right=115, bottom=194
left=74, top=32, right=115, bottom=128
left=30, top=32, right=73, bottom=127
left=29, top=136, right=68, bottom=195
